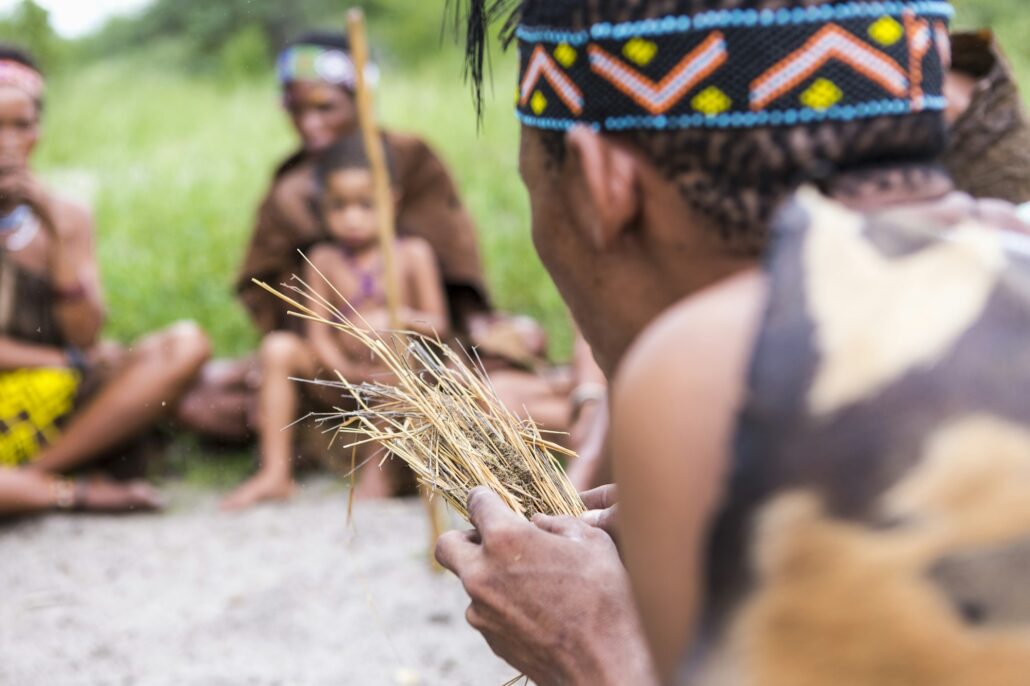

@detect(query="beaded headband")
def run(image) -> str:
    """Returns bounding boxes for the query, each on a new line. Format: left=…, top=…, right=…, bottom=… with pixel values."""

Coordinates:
left=277, top=45, right=379, bottom=91
left=516, top=1, right=953, bottom=132
left=0, top=60, right=44, bottom=101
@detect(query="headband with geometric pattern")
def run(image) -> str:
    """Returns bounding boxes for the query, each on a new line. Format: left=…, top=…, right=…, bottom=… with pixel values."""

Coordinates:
left=516, top=1, right=953, bottom=131
left=277, top=44, right=379, bottom=91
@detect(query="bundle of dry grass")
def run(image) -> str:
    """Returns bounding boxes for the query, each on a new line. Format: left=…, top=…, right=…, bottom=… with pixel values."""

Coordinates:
left=254, top=265, right=584, bottom=521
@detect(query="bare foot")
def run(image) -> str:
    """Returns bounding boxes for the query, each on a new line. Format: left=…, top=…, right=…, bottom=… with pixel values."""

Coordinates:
left=221, top=472, right=296, bottom=511
left=78, top=477, right=164, bottom=513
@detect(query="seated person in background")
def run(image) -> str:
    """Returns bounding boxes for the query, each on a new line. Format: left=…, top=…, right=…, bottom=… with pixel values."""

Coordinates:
left=481, top=324, right=608, bottom=489
left=180, top=30, right=590, bottom=465
left=0, top=46, right=209, bottom=517
left=238, top=31, right=487, bottom=336
left=179, top=30, right=550, bottom=447
left=222, top=134, right=448, bottom=510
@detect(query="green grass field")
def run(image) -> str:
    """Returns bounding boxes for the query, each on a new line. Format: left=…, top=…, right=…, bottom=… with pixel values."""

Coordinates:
left=26, top=1, right=1030, bottom=366
left=32, top=46, right=573, bottom=363
left=14, top=0, right=1030, bottom=485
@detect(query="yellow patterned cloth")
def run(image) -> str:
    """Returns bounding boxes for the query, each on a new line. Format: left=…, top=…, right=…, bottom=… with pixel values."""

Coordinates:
left=0, top=368, right=79, bottom=466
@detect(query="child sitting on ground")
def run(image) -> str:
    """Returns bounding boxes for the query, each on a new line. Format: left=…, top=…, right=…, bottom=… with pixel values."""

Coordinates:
left=222, top=134, right=449, bottom=510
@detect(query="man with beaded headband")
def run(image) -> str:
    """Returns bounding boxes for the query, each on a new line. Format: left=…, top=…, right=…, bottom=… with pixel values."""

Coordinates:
left=435, top=1, right=1030, bottom=685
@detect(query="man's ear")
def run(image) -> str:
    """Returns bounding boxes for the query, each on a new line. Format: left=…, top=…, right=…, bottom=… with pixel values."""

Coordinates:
left=565, top=126, right=641, bottom=250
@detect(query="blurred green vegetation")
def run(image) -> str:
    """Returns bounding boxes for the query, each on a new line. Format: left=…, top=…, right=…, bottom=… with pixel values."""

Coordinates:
left=953, top=0, right=1030, bottom=90
left=0, top=0, right=1027, bottom=368
left=13, top=0, right=570, bottom=361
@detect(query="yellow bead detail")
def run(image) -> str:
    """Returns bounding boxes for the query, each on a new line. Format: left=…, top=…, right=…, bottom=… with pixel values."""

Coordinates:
left=554, top=43, right=578, bottom=68
left=531, top=90, right=548, bottom=115
left=623, top=38, right=659, bottom=67
left=801, top=78, right=844, bottom=111
left=869, top=16, right=904, bottom=46
left=692, top=86, right=732, bottom=116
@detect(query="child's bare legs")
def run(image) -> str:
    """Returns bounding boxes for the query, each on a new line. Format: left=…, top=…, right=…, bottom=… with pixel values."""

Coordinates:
left=28, top=321, right=211, bottom=475
left=222, top=332, right=315, bottom=510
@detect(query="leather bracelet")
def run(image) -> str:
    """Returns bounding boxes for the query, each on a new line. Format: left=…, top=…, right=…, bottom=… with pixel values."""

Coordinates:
left=65, top=345, right=89, bottom=376
left=51, top=477, right=76, bottom=510
left=570, top=382, right=607, bottom=423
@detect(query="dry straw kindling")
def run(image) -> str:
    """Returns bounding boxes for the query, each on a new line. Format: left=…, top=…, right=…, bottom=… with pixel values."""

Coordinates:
left=253, top=257, right=585, bottom=522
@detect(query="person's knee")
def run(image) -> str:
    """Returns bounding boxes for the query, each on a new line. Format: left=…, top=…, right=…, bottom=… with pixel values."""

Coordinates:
left=260, top=331, right=305, bottom=368
left=168, top=321, right=212, bottom=372
left=141, top=321, right=210, bottom=380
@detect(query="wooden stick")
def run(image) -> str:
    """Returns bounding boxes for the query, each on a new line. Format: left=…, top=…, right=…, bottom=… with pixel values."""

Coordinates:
left=346, top=8, right=448, bottom=563
left=346, top=8, right=402, bottom=329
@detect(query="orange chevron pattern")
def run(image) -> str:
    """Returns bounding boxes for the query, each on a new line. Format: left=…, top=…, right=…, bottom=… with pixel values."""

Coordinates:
left=588, top=32, right=728, bottom=116
left=904, top=11, right=932, bottom=110
left=750, top=24, right=909, bottom=111
left=520, top=45, right=584, bottom=115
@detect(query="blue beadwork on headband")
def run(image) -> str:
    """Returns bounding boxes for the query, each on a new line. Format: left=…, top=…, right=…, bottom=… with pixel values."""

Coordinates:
left=516, top=2, right=953, bottom=132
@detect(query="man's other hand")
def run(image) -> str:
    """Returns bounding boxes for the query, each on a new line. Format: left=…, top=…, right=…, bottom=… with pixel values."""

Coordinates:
left=435, top=487, right=657, bottom=686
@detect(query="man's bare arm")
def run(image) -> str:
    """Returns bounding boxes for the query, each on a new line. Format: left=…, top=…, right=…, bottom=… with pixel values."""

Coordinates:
left=47, top=200, right=105, bottom=348
left=0, top=337, right=67, bottom=371
left=612, top=270, right=765, bottom=682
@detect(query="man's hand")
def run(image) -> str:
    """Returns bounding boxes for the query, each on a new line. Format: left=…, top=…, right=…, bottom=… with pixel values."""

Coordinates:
left=435, top=487, right=657, bottom=686
left=580, top=484, right=618, bottom=543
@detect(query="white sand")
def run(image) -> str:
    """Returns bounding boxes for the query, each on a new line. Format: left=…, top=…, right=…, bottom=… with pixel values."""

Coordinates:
left=0, top=480, right=519, bottom=685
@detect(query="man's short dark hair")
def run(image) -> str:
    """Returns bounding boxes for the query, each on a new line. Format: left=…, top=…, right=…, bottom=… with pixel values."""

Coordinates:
left=454, top=0, right=948, bottom=254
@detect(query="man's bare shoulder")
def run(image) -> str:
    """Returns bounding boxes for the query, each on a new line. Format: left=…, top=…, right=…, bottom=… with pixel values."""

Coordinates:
left=618, top=269, right=766, bottom=388
left=613, top=269, right=768, bottom=472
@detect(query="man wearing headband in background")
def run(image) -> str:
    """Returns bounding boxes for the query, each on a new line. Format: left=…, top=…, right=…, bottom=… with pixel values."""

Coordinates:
left=238, top=31, right=490, bottom=335
left=0, top=46, right=210, bottom=515
left=434, top=1, right=1030, bottom=684
left=179, top=31, right=601, bottom=475
left=180, top=32, right=520, bottom=441
left=177, top=32, right=491, bottom=444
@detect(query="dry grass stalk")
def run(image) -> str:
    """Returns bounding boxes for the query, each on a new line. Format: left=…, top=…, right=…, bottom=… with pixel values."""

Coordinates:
left=253, top=260, right=584, bottom=521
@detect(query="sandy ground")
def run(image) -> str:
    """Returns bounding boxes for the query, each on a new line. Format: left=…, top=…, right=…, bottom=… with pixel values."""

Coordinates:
left=0, top=479, right=519, bottom=686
